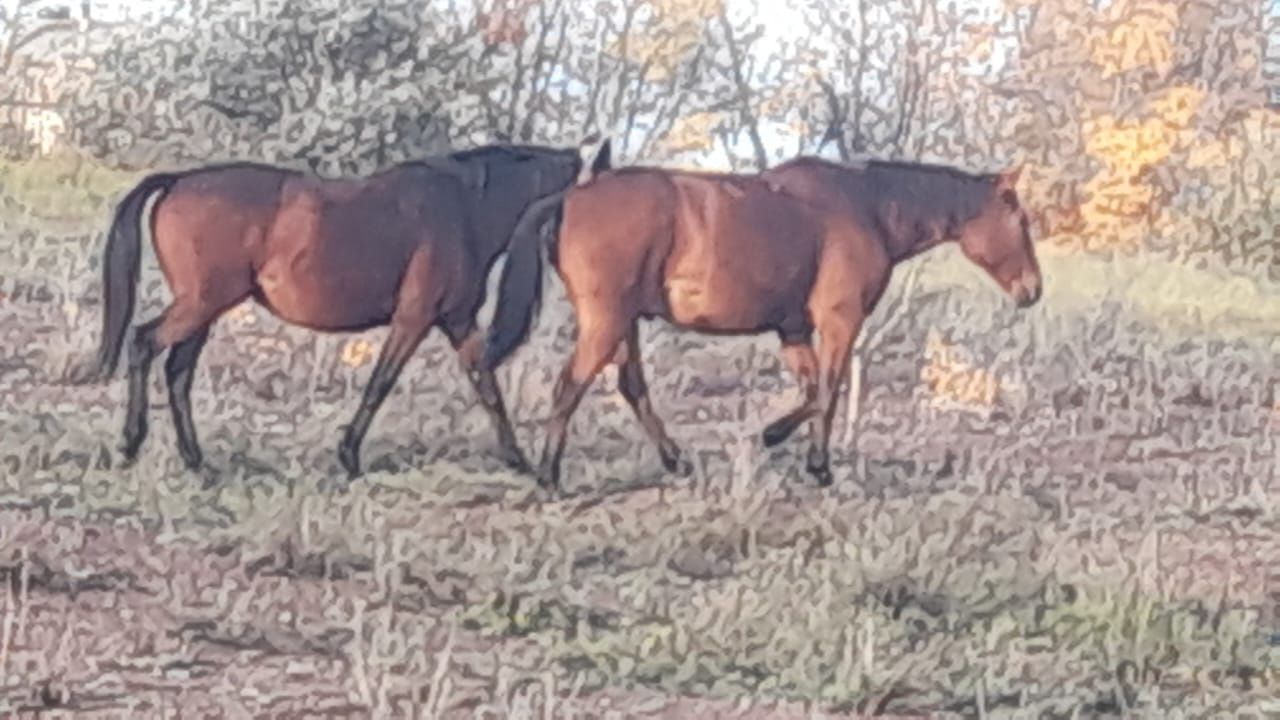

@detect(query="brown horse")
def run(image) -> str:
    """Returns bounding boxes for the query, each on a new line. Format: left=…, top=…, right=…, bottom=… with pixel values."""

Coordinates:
left=71, top=139, right=611, bottom=481
left=482, top=156, right=1042, bottom=489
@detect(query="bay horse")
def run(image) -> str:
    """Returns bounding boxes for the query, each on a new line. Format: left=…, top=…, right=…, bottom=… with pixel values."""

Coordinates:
left=71, top=138, right=612, bottom=481
left=482, top=156, right=1042, bottom=490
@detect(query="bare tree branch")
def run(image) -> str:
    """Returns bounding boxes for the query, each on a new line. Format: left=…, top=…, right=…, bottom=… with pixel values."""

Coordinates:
left=715, top=8, right=766, bottom=169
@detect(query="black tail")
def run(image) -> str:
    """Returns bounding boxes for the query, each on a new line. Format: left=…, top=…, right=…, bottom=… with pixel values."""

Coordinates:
left=76, top=172, right=180, bottom=383
left=481, top=190, right=571, bottom=371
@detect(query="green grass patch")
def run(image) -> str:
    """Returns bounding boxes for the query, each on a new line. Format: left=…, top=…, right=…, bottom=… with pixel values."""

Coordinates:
left=909, top=241, right=1280, bottom=347
left=0, top=150, right=139, bottom=225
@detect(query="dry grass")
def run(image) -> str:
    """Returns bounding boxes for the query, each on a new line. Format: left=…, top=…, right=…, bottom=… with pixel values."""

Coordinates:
left=0, top=185, right=1278, bottom=717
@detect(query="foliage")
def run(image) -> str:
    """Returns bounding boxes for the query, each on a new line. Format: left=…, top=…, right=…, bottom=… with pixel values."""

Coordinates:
left=60, top=0, right=458, bottom=174
left=0, top=147, right=134, bottom=221
left=990, top=0, right=1275, bottom=272
left=3, top=0, right=1276, bottom=273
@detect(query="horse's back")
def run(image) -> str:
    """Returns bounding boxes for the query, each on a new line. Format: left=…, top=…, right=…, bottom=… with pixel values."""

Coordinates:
left=256, top=166, right=472, bottom=330
left=662, top=173, right=825, bottom=332
left=559, top=167, right=825, bottom=334
left=157, top=164, right=290, bottom=231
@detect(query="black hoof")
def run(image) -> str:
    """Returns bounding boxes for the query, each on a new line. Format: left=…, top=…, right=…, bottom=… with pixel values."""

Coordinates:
left=120, top=433, right=145, bottom=466
left=498, top=446, right=533, bottom=475
left=535, top=467, right=559, bottom=491
left=762, top=423, right=792, bottom=448
left=660, top=447, right=693, bottom=477
left=181, top=449, right=204, bottom=472
left=64, top=360, right=102, bottom=386
left=338, top=442, right=361, bottom=480
left=806, top=454, right=833, bottom=487
left=198, top=467, right=221, bottom=491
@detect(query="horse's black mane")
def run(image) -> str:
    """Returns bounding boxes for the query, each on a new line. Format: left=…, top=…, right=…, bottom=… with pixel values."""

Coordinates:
left=863, top=157, right=996, bottom=183
left=784, top=154, right=997, bottom=183
left=448, top=143, right=572, bottom=163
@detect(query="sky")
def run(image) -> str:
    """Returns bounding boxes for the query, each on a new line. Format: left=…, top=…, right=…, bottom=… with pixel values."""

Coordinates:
left=82, top=0, right=830, bottom=42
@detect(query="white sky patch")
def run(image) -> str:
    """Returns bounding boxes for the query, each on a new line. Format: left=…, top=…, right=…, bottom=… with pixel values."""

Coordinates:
left=704, top=0, right=1009, bottom=166
left=86, top=0, right=163, bottom=21
left=748, top=0, right=808, bottom=51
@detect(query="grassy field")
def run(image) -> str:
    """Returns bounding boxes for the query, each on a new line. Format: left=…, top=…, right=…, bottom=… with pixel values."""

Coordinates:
left=0, top=160, right=1278, bottom=718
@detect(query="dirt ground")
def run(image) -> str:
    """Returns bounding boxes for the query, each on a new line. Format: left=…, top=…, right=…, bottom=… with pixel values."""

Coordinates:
left=1, top=225, right=1279, bottom=718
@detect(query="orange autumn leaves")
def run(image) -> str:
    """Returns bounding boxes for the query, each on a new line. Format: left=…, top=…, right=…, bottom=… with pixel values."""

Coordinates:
left=604, top=0, right=724, bottom=81
left=661, top=111, right=722, bottom=154
left=1078, top=89, right=1280, bottom=251
left=1090, top=0, right=1179, bottom=78
left=920, top=329, right=1007, bottom=413
left=986, top=0, right=1277, bottom=256
left=1077, top=85, right=1202, bottom=249
left=1026, top=0, right=1276, bottom=252
left=340, top=339, right=376, bottom=368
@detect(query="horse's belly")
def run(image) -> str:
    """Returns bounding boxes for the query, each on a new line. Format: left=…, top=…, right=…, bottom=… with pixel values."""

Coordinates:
left=664, top=274, right=796, bottom=332
left=254, top=255, right=397, bottom=331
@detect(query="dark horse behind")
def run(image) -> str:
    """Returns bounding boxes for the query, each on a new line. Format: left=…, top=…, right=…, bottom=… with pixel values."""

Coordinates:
left=70, top=138, right=611, bottom=483
left=483, top=156, right=1042, bottom=490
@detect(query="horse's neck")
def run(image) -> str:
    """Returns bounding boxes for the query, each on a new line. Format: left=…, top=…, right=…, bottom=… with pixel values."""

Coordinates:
left=879, top=208, right=953, bottom=264
left=892, top=234, right=952, bottom=264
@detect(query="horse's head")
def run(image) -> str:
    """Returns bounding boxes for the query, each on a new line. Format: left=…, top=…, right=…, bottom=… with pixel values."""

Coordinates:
left=957, top=167, right=1042, bottom=309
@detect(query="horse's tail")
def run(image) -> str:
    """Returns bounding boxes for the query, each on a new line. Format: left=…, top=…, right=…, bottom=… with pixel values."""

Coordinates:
left=481, top=190, right=571, bottom=371
left=74, top=172, right=181, bottom=383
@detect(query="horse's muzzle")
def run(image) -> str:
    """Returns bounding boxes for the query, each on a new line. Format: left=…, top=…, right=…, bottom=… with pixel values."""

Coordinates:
left=1011, top=273, right=1043, bottom=309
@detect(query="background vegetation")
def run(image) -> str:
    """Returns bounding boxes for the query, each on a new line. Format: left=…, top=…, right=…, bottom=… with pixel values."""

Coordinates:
left=0, top=0, right=1278, bottom=716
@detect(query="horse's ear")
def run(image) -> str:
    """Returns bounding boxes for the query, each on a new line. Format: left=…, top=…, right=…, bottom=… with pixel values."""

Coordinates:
left=578, top=135, right=611, bottom=184
left=592, top=137, right=612, bottom=173
left=997, top=165, right=1022, bottom=190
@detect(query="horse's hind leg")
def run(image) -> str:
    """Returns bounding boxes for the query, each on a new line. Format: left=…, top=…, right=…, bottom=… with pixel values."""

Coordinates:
left=122, top=302, right=225, bottom=465
left=121, top=316, right=163, bottom=462
left=446, top=323, right=529, bottom=472
left=616, top=324, right=689, bottom=476
left=806, top=309, right=863, bottom=487
left=165, top=327, right=211, bottom=469
left=537, top=306, right=628, bottom=490
left=761, top=339, right=819, bottom=448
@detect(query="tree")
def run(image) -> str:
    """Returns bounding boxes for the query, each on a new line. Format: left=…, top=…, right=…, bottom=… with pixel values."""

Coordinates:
left=0, top=0, right=84, bottom=157
left=993, top=0, right=1274, bottom=265
left=58, top=0, right=728, bottom=171
left=62, top=0, right=458, bottom=173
